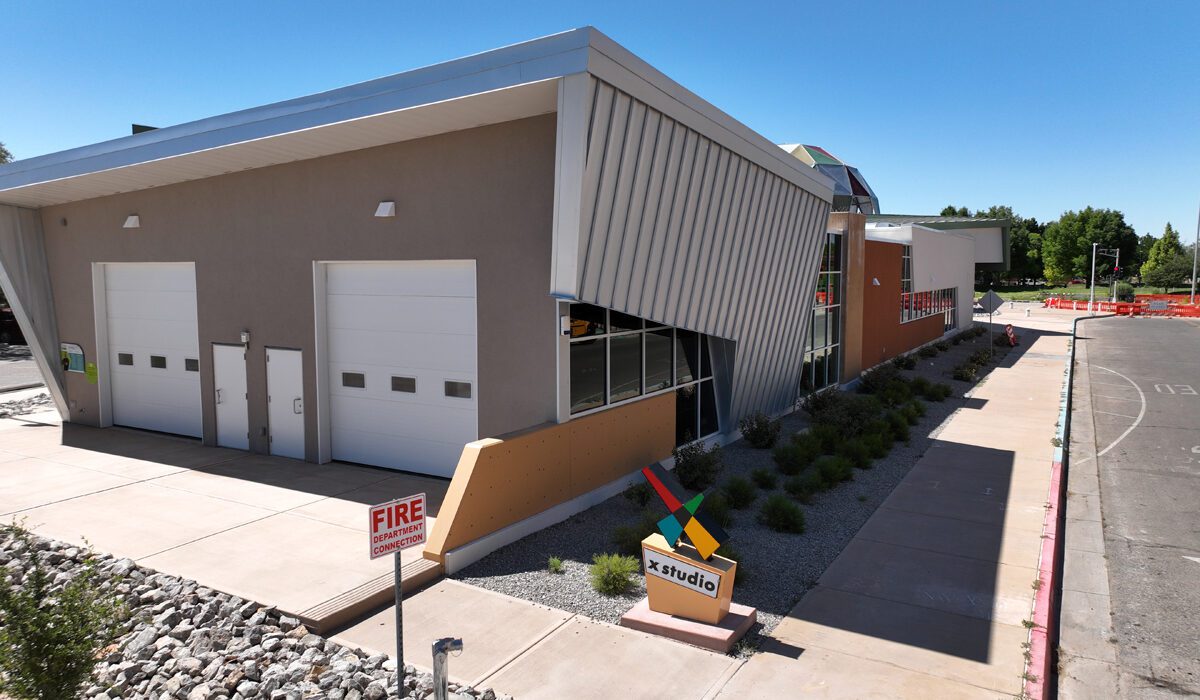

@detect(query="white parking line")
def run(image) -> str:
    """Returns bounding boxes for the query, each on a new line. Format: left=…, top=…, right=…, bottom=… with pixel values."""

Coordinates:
left=1093, top=366, right=1147, bottom=458
left=1094, top=410, right=1138, bottom=419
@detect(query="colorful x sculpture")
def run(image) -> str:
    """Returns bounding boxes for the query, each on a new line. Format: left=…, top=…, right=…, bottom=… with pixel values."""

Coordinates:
left=640, top=463, right=729, bottom=560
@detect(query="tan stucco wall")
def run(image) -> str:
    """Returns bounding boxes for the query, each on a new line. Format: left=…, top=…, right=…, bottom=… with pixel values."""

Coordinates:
left=424, top=391, right=676, bottom=563
left=39, top=114, right=558, bottom=460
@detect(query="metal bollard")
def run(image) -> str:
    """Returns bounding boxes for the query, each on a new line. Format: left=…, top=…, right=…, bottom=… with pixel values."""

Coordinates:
left=432, top=637, right=463, bottom=700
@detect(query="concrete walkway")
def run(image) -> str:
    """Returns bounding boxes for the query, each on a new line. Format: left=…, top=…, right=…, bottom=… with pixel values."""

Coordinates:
left=715, top=307, right=1083, bottom=698
left=0, top=410, right=448, bottom=630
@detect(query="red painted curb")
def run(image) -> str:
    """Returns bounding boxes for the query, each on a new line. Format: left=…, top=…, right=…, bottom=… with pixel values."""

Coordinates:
left=1025, top=460, right=1064, bottom=699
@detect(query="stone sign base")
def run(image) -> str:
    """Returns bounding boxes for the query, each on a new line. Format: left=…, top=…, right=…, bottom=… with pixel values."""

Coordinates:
left=619, top=597, right=757, bottom=653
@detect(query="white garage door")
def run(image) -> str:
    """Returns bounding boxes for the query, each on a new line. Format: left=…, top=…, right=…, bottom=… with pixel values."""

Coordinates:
left=104, top=263, right=202, bottom=437
left=326, top=261, right=477, bottom=477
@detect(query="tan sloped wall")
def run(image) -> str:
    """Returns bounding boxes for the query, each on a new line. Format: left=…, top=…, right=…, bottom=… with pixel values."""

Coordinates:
left=424, top=392, right=676, bottom=562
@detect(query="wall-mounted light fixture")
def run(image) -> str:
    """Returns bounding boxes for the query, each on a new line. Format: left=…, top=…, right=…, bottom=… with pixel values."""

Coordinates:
left=374, top=201, right=396, bottom=218
left=240, top=330, right=251, bottom=345
left=123, top=215, right=141, bottom=229
left=871, top=277, right=881, bottom=286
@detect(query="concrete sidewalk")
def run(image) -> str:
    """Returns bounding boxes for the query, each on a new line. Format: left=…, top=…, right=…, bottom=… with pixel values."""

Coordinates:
left=0, top=411, right=448, bottom=631
left=715, top=309, right=1083, bottom=698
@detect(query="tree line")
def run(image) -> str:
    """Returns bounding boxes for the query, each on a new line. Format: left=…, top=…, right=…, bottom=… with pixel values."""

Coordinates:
left=941, top=205, right=1195, bottom=292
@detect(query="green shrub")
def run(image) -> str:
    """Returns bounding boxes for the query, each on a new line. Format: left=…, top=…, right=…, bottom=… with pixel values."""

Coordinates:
left=952, top=365, right=978, bottom=383
left=812, top=393, right=886, bottom=437
left=0, top=525, right=128, bottom=700
left=886, top=411, right=911, bottom=443
left=547, top=556, right=565, bottom=574
left=612, top=511, right=662, bottom=557
left=723, top=476, right=757, bottom=509
left=859, top=364, right=902, bottom=394
left=672, top=441, right=723, bottom=491
left=751, top=467, right=777, bottom=490
left=891, top=354, right=917, bottom=370
left=774, top=434, right=821, bottom=475
left=929, top=382, right=952, bottom=401
left=759, top=493, right=806, bottom=533
left=1115, top=281, right=1135, bottom=302
left=970, top=349, right=991, bottom=365
left=714, top=543, right=747, bottom=584
left=801, top=388, right=841, bottom=417
left=951, top=334, right=963, bottom=345
left=590, top=553, right=640, bottom=595
left=623, top=482, right=652, bottom=508
left=738, top=411, right=781, bottom=448
left=879, top=379, right=913, bottom=408
left=815, top=455, right=854, bottom=486
left=808, top=424, right=842, bottom=454
left=935, top=340, right=951, bottom=352
left=861, top=432, right=889, bottom=460
left=907, top=399, right=927, bottom=417
left=703, top=490, right=732, bottom=528
left=900, top=402, right=921, bottom=425
left=911, top=375, right=931, bottom=393
left=864, top=419, right=894, bottom=444
left=784, top=471, right=824, bottom=502
left=918, top=345, right=938, bottom=359
left=836, top=439, right=872, bottom=469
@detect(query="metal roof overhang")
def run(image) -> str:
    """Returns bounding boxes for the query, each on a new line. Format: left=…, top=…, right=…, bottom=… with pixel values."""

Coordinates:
left=0, top=26, right=832, bottom=208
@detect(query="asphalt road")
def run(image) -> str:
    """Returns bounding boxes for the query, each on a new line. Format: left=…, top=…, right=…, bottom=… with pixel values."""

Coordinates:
left=0, top=344, right=44, bottom=392
left=1077, top=316, right=1200, bottom=696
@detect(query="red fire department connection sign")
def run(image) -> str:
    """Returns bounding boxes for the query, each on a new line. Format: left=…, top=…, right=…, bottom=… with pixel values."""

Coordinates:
left=368, top=493, right=427, bottom=560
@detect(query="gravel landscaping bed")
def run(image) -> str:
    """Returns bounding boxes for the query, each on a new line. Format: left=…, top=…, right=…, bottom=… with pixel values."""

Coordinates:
left=454, top=327, right=1012, bottom=657
left=0, top=391, right=53, bottom=419
left=0, top=529, right=509, bottom=700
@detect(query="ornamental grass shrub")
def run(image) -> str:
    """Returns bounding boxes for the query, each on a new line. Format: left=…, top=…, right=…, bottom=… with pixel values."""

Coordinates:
left=750, top=467, right=777, bottom=490
left=612, top=510, right=662, bottom=557
left=738, top=411, right=781, bottom=448
left=815, top=455, right=854, bottom=487
left=547, top=556, right=565, bottom=574
left=900, top=402, right=922, bottom=426
left=0, top=525, right=128, bottom=700
left=808, top=424, right=842, bottom=454
left=774, top=433, right=822, bottom=476
left=722, top=476, right=757, bottom=509
left=703, top=490, right=732, bottom=528
left=622, top=482, right=652, bottom=508
left=886, top=411, right=911, bottom=443
left=672, top=441, right=723, bottom=491
left=759, top=493, right=806, bottom=533
left=891, top=354, right=917, bottom=370
left=861, top=432, right=889, bottom=460
left=935, top=340, right=951, bottom=352
left=858, top=364, right=901, bottom=395
left=918, top=345, right=938, bottom=359
left=784, top=472, right=824, bottom=502
left=590, top=553, right=640, bottom=596
left=836, top=439, right=872, bottom=469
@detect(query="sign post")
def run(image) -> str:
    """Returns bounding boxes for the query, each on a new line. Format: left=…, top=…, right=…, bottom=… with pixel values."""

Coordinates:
left=977, top=290, right=1005, bottom=357
left=369, top=493, right=427, bottom=691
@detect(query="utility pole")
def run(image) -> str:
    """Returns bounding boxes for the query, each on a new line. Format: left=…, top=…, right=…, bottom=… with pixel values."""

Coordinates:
left=1089, top=242, right=1098, bottom=315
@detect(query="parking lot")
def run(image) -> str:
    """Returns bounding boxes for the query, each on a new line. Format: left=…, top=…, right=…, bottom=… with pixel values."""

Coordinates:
left=1063, top=316, right=1200, bottom=696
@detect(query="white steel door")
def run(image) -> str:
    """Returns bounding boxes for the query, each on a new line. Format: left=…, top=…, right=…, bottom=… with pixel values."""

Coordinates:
left=104, top=263, right=202, bottom=437
left=212, top=344, right=249, bottom=450
left=325, top=261, right=477, bottom=477
left=266, top=348, right=305, bottom=459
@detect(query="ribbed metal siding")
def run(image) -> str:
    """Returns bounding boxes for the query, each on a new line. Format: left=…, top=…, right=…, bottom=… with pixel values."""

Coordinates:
left=575, top=79, right=831, bottom=422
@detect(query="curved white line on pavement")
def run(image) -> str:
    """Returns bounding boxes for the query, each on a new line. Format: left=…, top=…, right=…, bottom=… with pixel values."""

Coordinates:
left=1092, top=365, right=1146, bottom=458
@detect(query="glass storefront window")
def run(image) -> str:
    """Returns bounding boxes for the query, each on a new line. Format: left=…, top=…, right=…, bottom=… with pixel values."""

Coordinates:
left=675, top=384, right=698, bottom=445
left=609, top=333, right=643, bottom=403
left=645, top=329, right=674, bottom=392
left=569, top=303, right=606, bottom=338
left=675, top=329, right=698, bottom=384
left=569, top=338, right=606, bottom=413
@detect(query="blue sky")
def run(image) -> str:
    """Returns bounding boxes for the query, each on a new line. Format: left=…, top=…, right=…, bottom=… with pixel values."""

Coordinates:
left=2, top=1, right=1197, bottom=238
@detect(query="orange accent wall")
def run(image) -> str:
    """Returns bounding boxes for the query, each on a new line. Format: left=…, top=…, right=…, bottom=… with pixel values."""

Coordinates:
left=424, top=392, right=676, bottom=562
left=860, top=240, right=943, bottom=369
